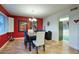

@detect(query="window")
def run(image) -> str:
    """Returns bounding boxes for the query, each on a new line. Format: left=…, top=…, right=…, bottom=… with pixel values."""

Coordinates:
left=0, top=12, right=8, bottom=35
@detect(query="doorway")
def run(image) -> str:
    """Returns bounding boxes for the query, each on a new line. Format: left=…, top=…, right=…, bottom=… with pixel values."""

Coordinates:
left=59, top=17, right=69, bottom=43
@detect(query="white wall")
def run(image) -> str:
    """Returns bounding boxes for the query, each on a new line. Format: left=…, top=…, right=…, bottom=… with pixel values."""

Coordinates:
left=43, top=15, right=59, bottom=41
left=69, top=10, right=79, bottom=50
left=43, top=5, right=79, bottom=50
left=43, top=9, right=70, bottom=41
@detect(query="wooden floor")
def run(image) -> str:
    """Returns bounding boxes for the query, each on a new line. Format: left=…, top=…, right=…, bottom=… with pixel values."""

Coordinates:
left=0, top=38, right=79, bottom=54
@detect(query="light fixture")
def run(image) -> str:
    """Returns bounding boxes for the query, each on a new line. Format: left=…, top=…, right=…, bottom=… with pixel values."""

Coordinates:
left=29, top=17, right=37, bottom=22
left=29, top=18, right=32, bottom=21
left=32, top=18, right=37, bottom=21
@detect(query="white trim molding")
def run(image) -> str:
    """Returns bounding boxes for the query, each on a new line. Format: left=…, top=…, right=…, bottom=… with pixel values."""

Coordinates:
left=0, top=40, right=9, bottom=51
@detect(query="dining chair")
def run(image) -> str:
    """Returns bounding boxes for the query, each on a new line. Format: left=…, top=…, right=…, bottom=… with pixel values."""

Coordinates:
left=28, top=29, right=34, bottom=36
left=33, top=31, right=45, bottom=54
left=24, top=30, right=29, bottom=48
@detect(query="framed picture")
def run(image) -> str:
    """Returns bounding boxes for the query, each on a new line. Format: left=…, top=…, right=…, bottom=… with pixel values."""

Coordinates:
left=18, top=20, right=27, bottom=32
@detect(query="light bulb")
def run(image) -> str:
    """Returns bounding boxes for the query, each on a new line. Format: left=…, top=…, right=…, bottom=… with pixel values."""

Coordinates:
left=33, top=18, right=37, bottom=21
left=29, top=18, right=32, bottom=21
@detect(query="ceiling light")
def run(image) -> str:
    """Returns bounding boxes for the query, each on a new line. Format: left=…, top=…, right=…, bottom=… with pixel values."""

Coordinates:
left=29, top=18, right=32, bottom=21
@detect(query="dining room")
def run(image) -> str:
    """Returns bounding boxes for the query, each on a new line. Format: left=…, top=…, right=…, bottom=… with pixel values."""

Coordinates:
left=0, top=4, right=79, bottom=54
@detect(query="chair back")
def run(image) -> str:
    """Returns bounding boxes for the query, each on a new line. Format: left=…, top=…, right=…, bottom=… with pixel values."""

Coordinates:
left=28, top=29, right=34, bottom=36
left=36, top=31, right=45, bottom=46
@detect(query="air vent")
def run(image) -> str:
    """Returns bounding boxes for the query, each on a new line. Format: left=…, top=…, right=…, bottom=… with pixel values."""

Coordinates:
left=70, top=7, right=78, bottom=11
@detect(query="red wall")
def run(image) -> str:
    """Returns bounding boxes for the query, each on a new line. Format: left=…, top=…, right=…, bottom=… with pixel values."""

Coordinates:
left=12, top=16, right=28, bottom=38
left=0, top=5, right=43, bottom=48
left=0, top=5, right=10, bottom=16
left=0, top=5, right=10, bottom=48
left=37, top=18, right=43, bottom=30
left=0, top=33, right=9, bottom=48
left=12, top=16, right=43, bottom=38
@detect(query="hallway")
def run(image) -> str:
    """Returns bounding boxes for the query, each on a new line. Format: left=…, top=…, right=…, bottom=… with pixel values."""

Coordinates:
left=0, top=38, right=79, bottom=54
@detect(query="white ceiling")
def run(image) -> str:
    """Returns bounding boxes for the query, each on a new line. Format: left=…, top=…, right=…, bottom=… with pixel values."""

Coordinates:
left=2, top=4, right=74, bottom=18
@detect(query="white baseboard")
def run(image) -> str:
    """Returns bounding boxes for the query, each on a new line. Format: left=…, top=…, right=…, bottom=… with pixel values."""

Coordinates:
left=69, top=44, right=79, bottom=50
left=0, top=40, right=9, bottom=51
left=14, top=37, right=24, bottom=40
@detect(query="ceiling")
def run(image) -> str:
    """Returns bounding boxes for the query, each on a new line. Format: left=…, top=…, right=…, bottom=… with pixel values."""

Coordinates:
left=2, top=4, right=74, bottom=18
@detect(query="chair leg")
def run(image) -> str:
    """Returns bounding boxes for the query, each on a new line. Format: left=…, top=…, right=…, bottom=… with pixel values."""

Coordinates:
left=24, top=42, right=27, bottom=49
left=29, top=41, right=31, bottom=51
left=36, top=47, right=38, bottom=54
left=43, top=45, right=45, bottom=51
left=32, top=41, right=35, bottom=48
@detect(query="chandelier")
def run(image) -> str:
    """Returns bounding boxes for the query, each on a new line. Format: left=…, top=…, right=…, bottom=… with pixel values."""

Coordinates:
left=29, top=17, right=37, bottom=22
